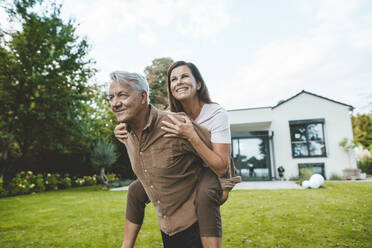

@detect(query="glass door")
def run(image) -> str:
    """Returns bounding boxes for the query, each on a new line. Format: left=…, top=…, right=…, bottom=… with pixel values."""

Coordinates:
left=232, top=137, right=271, bottom=181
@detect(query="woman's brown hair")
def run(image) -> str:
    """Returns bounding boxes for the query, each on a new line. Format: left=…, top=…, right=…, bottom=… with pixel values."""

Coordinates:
left=167, top=61, right=212, bottom=112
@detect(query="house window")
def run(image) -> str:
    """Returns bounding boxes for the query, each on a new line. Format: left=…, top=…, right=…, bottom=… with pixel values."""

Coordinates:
left=298, top=163, right=325, bottom=178
left=289, top=119, right=326, bottom=158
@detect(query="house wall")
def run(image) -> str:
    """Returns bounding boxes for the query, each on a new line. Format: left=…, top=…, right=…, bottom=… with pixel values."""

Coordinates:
left=227, top=93, right=356, bottom=180
left=229, top=107, right=272, bottom=124
left=271, top=94, right=356, bottom=179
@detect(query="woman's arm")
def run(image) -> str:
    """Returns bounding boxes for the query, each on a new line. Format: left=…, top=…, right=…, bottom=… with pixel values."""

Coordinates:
left=161, top=115, right=230, bottom=177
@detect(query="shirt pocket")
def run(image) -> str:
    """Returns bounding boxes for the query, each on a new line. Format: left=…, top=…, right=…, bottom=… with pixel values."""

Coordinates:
left=149, top=140, right=184, bottom=169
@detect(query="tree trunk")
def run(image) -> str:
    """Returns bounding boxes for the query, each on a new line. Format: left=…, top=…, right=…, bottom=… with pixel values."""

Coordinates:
left=0, top=148, right=8, bottom=181
left=100, top=167, right=109, bottom=187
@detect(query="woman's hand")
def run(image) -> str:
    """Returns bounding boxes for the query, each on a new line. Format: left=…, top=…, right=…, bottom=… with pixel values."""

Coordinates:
left=161, top=114, right=198, bottom=141
left=114, top=123, right=129, bottom=144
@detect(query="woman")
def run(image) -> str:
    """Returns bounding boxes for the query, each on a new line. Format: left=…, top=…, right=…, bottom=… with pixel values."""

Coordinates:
left=115, top=61, right=239, bottom=248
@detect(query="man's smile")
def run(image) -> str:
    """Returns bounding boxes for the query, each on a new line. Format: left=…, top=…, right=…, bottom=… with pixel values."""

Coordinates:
left=114, top=109, right=126, bottom=113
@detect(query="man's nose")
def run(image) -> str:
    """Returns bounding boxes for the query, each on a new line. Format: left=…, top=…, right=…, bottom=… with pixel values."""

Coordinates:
left=111, top=97, right=122, bottom=108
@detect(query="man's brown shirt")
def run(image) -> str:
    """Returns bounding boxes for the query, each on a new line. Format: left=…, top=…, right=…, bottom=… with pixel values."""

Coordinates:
left=124, top=105, right=211, bottom=235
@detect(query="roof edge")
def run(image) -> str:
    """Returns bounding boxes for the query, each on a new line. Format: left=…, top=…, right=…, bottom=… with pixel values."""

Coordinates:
left=272, top=90, right=354, bottom=110
left=227, top=106, right=272, bottom=112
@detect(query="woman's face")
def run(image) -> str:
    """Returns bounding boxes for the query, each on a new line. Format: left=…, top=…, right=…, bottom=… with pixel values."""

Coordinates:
left=170, top=65, right=200, bottom=102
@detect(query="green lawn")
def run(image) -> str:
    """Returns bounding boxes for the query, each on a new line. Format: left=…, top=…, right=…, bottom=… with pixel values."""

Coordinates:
left=0, top=182, right=371, bottom=248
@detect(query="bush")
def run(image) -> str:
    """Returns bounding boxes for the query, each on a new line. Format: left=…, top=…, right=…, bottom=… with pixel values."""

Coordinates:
left=289, top=176, right=299, bottom=181
left=31, top=173, right=46, bottom=192
left=83, top=175, right=96, bottom=186
left=298, top=167, right=314, bottom=184
left=60, top=176, right=72, bottom=189
left=0, top=179, right=8, bottom=197
left=299, top=167, right=314, bottom=180
left=1, top=171, right=99, bottom=197
left=45, top=173, right=59, bottom=190
left=106, top=173, right=119, bottom=182
left=90, top=140, right=119, bottom=186
left=4, top=171, right=46, bottom=196
left=73, top=177, right=85, bottom=187
left=357, top=159, right=372, bottom=174
left=329, top=174, right=342, bottom=180
left=8, top=172, right=31, bottom=195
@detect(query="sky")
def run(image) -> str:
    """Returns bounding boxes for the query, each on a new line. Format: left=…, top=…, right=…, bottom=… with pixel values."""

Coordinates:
left=2, top=0, right=372, bottom=113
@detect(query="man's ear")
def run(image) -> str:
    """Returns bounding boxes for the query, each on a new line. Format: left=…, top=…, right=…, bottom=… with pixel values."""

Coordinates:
left=141, top=91, right=148, bottom=104
left=197, top=82, right=201, bottom=91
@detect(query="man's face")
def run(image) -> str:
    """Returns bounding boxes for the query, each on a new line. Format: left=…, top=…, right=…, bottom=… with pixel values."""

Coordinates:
left=109, top=82, right=146, bottom=123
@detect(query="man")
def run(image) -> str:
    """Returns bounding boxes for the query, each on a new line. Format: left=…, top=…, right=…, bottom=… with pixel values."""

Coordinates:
left=109, top=71, right=215, bottom=248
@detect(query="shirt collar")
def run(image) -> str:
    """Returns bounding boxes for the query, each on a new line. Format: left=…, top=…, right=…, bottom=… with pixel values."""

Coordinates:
left=142, top=104, right=158, bottom=132
left=126, top=104, right=157, bottom=135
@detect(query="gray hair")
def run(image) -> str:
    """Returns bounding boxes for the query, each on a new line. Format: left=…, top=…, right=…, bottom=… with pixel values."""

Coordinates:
left=110, top=71, right=150, bottom=103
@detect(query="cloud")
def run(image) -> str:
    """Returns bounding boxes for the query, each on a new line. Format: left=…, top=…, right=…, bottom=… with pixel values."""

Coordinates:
left=214, top=0, right=372, bottom=112
left=62, top=0, right=234, bottom=41
left=138, top=30, right=157, bottom=46
left=176, top=0, right=236, bottom=37
left=315, top=0, right=363, bottom=22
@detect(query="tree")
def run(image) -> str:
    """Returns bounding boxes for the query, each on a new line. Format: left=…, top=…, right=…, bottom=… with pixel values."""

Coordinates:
left=352, top=114, right=372, bottom=151
left=144, top=57, right=173, bottom=110
left=90, top=140, right=118, bottom=186
left=79, top=85, right=117, bottom=142
left=0, top=0, right=96, bottom=164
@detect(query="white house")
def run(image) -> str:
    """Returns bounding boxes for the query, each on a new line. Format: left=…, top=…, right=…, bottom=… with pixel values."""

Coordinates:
left=227, top=90, right=357, bottom=181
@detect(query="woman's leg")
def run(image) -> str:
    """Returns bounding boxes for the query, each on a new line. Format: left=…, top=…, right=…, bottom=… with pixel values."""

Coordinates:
left=195, top=168, right=223, bottom=248
left=125, top=179, right=150, bottom=225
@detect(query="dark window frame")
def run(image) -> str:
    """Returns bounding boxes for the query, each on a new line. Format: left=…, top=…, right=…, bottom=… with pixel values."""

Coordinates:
left=231, top=132, right=272, bottom=181
left=289, top=119, right=327, bottom=158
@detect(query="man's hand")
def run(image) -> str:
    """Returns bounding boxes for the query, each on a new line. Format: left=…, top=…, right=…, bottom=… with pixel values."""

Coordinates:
left=114, top=123, right=129, bottom=144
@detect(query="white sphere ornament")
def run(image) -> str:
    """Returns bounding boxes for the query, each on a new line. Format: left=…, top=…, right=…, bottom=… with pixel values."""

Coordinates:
left=310, top=174, right=325, bottom=185
left=309, top=179, right=320, bottom=189
left=302, top=180, right=311, bottom=188
left=309, top=174, right=325, bottom=188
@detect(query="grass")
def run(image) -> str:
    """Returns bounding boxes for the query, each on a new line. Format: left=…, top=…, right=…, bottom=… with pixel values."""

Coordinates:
left=0, top=182, right=371, bottom=248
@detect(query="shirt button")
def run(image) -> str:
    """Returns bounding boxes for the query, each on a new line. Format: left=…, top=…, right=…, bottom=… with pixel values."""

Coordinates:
left=157, top=200, right=160, bottom=204
left=150, top=185, right=154, bottom=188
left=162, top=215, right=167, bottom=219
left=144, top=169, right=148, bottom=173
left=139, top=152, right=143, bottom=155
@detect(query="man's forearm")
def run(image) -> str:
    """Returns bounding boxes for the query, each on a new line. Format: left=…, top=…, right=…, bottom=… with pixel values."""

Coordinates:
left=121, top=219, right=141, bottom=248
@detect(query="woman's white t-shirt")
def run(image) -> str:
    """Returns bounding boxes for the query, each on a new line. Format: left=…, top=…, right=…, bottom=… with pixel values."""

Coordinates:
left=194, top=103, right=231, bottom=144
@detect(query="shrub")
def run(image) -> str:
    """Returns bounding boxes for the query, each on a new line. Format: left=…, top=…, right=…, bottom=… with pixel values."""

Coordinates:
left=73, top=177, right=85, bottom=187
left=329, top=174, right=342, bottom=180
left=357, top=158, right=372, bottom=174
left=45, top=173, right=58, bottom=190
left=2, top=171, right=99, bottom=197
left=83, top=175, right=96, bottom=186
left=31, top=173, right=46, bottom=192
left=90, top=140, right=119, bottom=186
left=106, top=173, right=119, bottom=182
left=289, top=176, right=299, bottom=181
left=298, top=167, right=314, bottom=185
left=299, top=167, right=314, bottom=180
left=5, top=171, right=44, bottom=195
left=0, top=179, right=8, bottom=197
left=60, top=177, right=72, bottom=189
left=8, top=172, right=31, bottom=195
